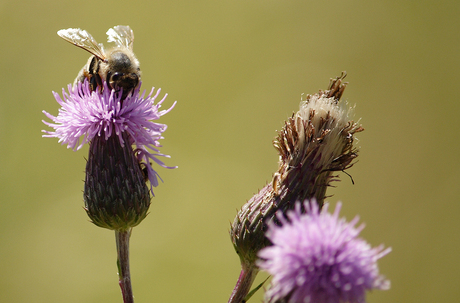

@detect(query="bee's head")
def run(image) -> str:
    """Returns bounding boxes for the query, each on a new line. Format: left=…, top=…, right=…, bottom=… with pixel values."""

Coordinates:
left=105, top=50, right=141, bottom=99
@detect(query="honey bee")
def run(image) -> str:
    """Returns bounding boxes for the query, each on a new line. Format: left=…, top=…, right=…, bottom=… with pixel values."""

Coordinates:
left=57, top=25, right=141, bottom=100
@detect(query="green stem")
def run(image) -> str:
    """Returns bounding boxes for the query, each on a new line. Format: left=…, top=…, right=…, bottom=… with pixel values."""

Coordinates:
left=228, top=264, right=259, bottom=303
left=116, top=229, right=134, bottom=303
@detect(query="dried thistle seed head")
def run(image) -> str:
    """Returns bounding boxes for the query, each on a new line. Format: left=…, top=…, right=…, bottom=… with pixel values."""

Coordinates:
left=273, top=72, right=364, bottom=209
left=230, top=72, right=363, bottom=268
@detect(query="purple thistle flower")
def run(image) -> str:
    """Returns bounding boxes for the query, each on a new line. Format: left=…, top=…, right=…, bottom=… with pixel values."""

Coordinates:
left=258, top=201, right=391, bottom=303
left=42, top=80, right=176, bottom=195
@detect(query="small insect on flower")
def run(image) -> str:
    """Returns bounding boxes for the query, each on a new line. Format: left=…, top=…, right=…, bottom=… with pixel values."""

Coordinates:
left=58, top=25, right=141, bottom=100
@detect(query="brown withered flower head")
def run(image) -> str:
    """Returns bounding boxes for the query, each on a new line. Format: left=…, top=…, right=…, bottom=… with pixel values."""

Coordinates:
left=228, top=73, right=363, bottom=303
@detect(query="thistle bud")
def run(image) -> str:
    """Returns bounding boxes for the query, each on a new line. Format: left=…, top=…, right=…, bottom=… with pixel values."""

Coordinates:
left=84, top=132, right=151, bottom=230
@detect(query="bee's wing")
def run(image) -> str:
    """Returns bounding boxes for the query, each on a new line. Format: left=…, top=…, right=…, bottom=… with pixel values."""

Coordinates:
left=106, top=25, right=134, bottom=50
left=57, top=28, right=106, bottom=60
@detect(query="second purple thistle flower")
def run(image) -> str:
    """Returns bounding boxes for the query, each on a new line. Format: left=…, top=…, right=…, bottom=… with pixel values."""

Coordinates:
left=257, top=201, right=391, bottom=303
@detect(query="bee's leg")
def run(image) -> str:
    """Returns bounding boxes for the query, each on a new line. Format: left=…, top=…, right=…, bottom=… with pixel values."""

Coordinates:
left=72, top=68, right=91, bottom=97
left=93, top=73, right=103, bottom=92
left=87, top=56, right=103, bottom=92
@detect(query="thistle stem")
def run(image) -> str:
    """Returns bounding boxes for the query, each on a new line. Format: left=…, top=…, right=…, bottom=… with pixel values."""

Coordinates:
left=116, top=229, right=134, bottom=303
left=228, top=264, right=259, bottom=303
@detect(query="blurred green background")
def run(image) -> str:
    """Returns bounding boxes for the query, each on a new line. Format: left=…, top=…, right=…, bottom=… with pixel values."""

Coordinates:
left=0, top=0, right=458, bottom=302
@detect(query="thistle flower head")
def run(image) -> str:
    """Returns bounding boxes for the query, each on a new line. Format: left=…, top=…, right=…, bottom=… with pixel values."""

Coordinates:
left=258, top=201, right=391, bottom=303
left=43, top=81, right=176, bottom=230
left=43, top=80, right=176, bottom=194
